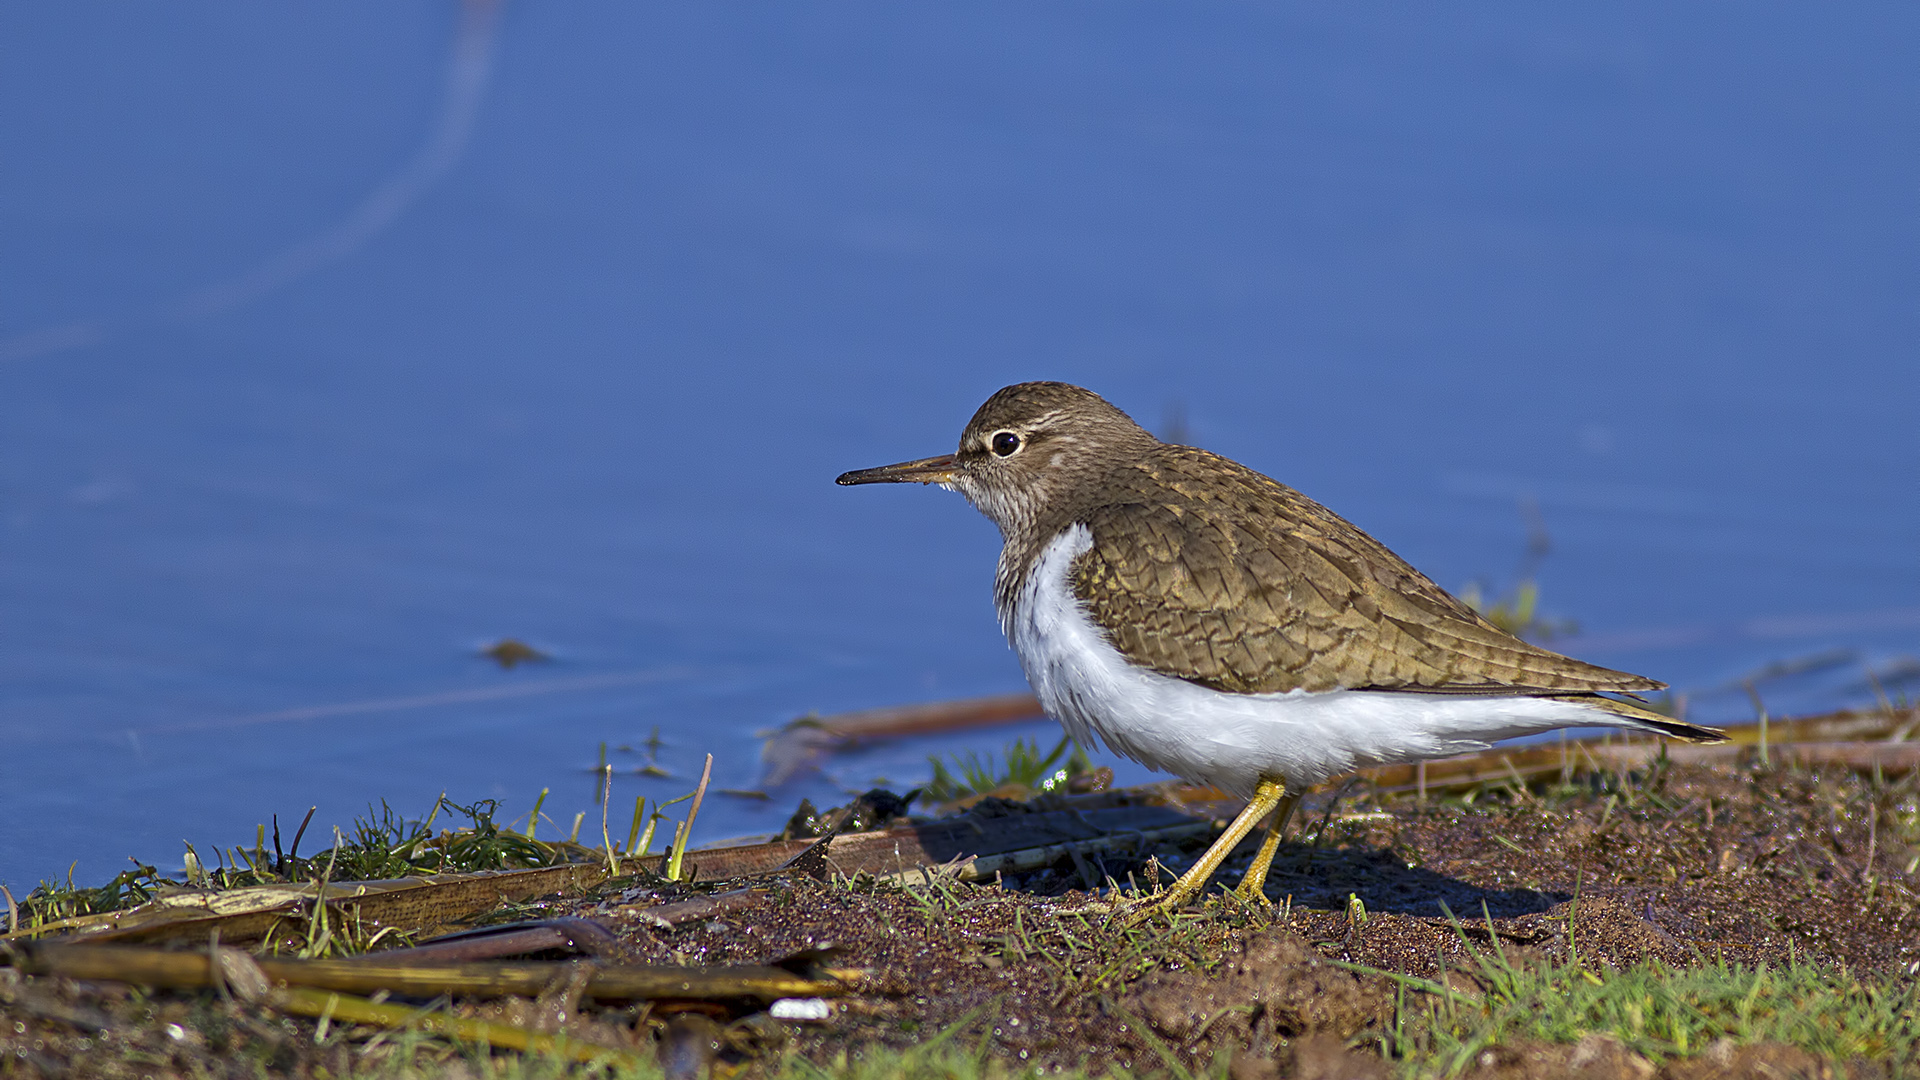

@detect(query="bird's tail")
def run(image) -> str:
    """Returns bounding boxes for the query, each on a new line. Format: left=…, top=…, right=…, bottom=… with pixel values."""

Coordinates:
left=1550, top=694, right=1728, bottom=743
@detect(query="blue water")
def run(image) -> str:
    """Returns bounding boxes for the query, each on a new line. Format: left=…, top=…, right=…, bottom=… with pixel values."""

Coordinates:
left=2, top=3, right=1915, bottom=893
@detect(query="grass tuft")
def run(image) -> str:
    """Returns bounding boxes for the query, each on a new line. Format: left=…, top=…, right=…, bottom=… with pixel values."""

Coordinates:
left=925, top=734, right=1094, bottom=803
left=1373, top=937, right=1920, bottom=1074
left=12, top=796, right=617, bottom=937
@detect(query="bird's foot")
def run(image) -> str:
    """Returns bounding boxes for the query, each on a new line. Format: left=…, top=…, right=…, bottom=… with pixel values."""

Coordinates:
left=1115, top=882, right=1205, bottom=927
left=1117, top=879, right=1272, bottom=927
left=1115, top=779, right=1295, bottom=926
left=1231, top=877, right=1273, bottom=907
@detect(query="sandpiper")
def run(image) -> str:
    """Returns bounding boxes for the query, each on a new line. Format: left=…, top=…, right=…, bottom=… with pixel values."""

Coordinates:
left=838, top=382, right=1724, bottom=913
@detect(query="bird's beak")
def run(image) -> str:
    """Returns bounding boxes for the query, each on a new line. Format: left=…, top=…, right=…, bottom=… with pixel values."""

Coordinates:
left=836, top=454, right=959, bottom=486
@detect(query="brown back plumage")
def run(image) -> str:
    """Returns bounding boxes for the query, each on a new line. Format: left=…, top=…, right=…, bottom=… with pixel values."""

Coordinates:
left=1064, top=443, right=1663, bottom=696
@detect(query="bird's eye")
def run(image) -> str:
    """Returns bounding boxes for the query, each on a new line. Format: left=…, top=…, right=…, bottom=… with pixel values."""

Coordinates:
left=990, top=431, right=1022, bottom=457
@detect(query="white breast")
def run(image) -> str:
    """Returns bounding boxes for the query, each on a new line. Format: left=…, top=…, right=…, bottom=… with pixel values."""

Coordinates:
left=1000, top=524, right=1628, bottom=797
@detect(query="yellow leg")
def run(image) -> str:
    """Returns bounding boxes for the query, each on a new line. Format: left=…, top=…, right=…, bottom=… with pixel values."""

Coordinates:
left=1232, top=791, right=1300, bottom=904
left=1124, top=778, right=1287, bottom=924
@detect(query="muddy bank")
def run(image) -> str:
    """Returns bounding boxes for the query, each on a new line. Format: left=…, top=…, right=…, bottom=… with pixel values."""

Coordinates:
left=4, top=747, right=1918, bottom=1078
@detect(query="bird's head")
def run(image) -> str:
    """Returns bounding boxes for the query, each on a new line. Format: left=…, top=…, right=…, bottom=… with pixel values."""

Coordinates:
left=836, top=381, right=1158, bottom=538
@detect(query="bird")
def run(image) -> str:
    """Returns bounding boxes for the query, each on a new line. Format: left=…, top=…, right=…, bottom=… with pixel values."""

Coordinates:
left=837, top=382, right=1725, bottom=914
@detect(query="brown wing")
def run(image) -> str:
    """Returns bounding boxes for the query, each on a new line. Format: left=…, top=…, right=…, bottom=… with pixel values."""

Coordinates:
left=1067, top=447, right=1663, bottom=696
